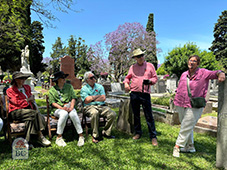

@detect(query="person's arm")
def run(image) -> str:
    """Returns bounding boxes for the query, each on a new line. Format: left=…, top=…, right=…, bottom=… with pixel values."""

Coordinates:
left=124, top=66, right=133, bottom=92
left=68, top=98, right=76, bottom=112
left=148, top=64, right=158, bottom=85
left=52, top=103, right=66, bottom=110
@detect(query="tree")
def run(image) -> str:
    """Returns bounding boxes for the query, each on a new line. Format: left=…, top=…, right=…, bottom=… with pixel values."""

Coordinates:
left=50, top=37, right=66, bottom=73
left=30, top=21, right=46, bottom=76
left=31, top=0, right=80, bottom=28
left=146, top=13, right=158, bottom=69
left=87, top=22, right=158, bottom=82
left=0, top=0, right=79, bottom=72
left=163, top=42, right=223, bottom=78
left=209, top=10, right=227, bottom=70
left=87, top=41, right=110, bottom=76
left=0, top=0, right=31, bottom=72
left=146, top=13, right=154, bottom=32
left=66, top=35, right=90, bottom=75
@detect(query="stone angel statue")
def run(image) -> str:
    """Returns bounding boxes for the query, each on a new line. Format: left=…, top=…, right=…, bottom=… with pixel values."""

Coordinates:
left=21, top=45, right=30, bottom=72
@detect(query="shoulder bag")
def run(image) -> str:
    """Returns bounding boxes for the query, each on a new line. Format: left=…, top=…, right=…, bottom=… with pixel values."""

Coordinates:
left=187, top=76, right=206, bottom=108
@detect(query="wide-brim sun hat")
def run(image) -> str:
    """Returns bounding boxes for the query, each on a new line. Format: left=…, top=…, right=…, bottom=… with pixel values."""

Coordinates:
left=11, top=71, right=30, bottom=84
left=53, top=71, right=69, bottom=82
left=132, top=48, right=146, bottom=58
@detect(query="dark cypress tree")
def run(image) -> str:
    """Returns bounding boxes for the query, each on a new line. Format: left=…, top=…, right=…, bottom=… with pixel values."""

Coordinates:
left=209, top=10, right=227, bottom=69
left=146, top=13, right=158, bottom=69
left=30, top=21, right=46, bottom=76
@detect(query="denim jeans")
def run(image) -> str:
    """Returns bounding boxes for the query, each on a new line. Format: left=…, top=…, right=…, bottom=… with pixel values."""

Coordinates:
left=130, top=92, right=157, bottom=139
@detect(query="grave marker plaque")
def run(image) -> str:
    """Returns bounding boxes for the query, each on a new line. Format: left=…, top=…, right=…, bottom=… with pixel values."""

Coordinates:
left=12, top=138, right=29, bottom=159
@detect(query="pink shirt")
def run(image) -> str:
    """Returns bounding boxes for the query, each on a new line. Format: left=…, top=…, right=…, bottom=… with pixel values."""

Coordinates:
left=174, top=68, right=219, bottom=108
left=124, top=61, right=158, bottom=94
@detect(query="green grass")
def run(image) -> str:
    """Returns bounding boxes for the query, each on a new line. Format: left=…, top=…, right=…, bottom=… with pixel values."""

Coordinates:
left=0, top=106, right=219, bottom=170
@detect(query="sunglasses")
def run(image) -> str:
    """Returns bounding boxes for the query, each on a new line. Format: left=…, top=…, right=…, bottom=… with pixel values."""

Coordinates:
left=89, top=76, right=96, bottom=80
left=18, top=78, right=27, bottom=80
left=133, top=54, right=144, bottom=58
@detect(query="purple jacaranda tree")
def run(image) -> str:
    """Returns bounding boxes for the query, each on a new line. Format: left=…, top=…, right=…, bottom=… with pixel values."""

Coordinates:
left=87, top=41, right=110, bottom=75
left=87, top=22, right=159, bottom=82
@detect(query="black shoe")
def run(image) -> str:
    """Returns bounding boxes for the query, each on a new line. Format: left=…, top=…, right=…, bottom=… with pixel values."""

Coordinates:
left=102, top=132, right=115, bottom=139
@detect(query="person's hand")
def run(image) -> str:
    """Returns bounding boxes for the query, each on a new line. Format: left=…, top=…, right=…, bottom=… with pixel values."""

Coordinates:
left=27, top=95, right=35, bottom=102
left=218, top=72, right=226, bottom=82
left=68, top=107, right=74, bottom=112
left=62, top=106, right=69, bottom=112
left=124, top=83, right=130, bottom=92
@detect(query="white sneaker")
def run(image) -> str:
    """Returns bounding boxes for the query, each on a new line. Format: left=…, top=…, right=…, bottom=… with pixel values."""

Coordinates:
left=77, top=136, right=85, bottom=147
left=38, top=136, right=51, bottom=146
left=180, top=144, right=196, bottom=153
left=173, top=146, right=180, bottom=157
left=56, top=137, right=67, bottom=147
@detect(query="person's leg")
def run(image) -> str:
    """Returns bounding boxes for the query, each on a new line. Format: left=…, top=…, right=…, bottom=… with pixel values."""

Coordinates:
left=68, top=109, right=84, bottom=146
left=130, top=92, right=142, bottom=136
left=69, top=109, right=83, bottom=134
left=54, top=109, right=69, bottom=137
left=10, top=109, right=50, bottom=146
left=99, top=106, right=116, bottom=137
left=84, top=105, right=100, bottom=139
left=10, top=109, right=38, bottom=142
left=175, top=107, right=203, bottom=147
left=141, top=93, right=157, bottom=139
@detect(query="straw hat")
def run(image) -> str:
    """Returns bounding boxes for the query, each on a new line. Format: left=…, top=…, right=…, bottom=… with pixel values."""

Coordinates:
left=132, top=48, right=145, bottom=58
left=11, top=71, right=30, bottom=84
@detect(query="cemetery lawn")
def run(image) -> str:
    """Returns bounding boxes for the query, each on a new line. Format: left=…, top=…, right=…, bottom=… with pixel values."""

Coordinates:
left=0, top=106, right=219, bottom=169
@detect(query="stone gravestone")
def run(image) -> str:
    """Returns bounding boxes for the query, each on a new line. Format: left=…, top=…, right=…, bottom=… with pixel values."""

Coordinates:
left=166, top=77, right=177, bottom=92
left=157, top=79, right=166, bottom=93
left=110, top=82, right=125, bottom=95
left=12, top=137, right=29, bottom=159
left=60, top=55, right=81, bottom=89
left=36, top=71, right=42, bottom=86
left=117, top=99, right=134, bottom=134
left=216, top=79, right=227, bottom=169
left=203, top=80, right=213, bottom=114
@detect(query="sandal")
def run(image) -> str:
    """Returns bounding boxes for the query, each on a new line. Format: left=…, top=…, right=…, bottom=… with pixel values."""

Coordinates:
left=92, top=136, right=99, bottom=143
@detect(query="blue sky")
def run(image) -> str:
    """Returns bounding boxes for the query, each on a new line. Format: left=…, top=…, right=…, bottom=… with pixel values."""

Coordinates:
left=31, top=0, right=227, bottom=64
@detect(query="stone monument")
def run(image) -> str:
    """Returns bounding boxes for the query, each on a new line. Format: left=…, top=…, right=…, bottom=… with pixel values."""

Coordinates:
left=216, top=79, right=227, bottom=169
left=19, top=45, right=36, bottom=93
left=60, top=55, right=81, bottom=89
left=20, top=45, right=31, bottom=73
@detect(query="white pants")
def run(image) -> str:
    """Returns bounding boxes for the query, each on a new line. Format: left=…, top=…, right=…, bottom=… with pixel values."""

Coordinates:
left=54, top=102, right=83, bottom=135
left=175, top=106, right=204, bottom=147
left=0, top=118, right=3, bottom=132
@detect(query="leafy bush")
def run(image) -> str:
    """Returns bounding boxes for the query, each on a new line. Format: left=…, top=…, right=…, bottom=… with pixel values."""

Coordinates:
left=151, top=96, right=171, bottom=106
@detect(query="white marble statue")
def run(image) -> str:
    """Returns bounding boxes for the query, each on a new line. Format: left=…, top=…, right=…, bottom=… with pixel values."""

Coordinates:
left=21, top=45, right=30, bottom=72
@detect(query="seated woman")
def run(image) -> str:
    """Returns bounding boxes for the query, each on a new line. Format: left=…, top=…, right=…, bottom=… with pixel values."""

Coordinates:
left=49, top=71, right=84, bottom=147
left=6, top=71, right=51, bottom=147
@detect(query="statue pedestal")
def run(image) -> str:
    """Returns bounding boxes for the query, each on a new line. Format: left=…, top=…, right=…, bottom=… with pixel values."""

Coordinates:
left=20, top=68, right=39, bottom=98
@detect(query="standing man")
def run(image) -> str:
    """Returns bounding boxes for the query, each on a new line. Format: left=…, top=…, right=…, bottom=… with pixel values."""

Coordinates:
left=124, top=48, right=158, bottom=146
left=80, top=71, right=116, bottom=143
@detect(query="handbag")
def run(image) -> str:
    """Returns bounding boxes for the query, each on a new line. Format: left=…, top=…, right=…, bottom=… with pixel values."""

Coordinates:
left=187, top=76, right=206, bottom=108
